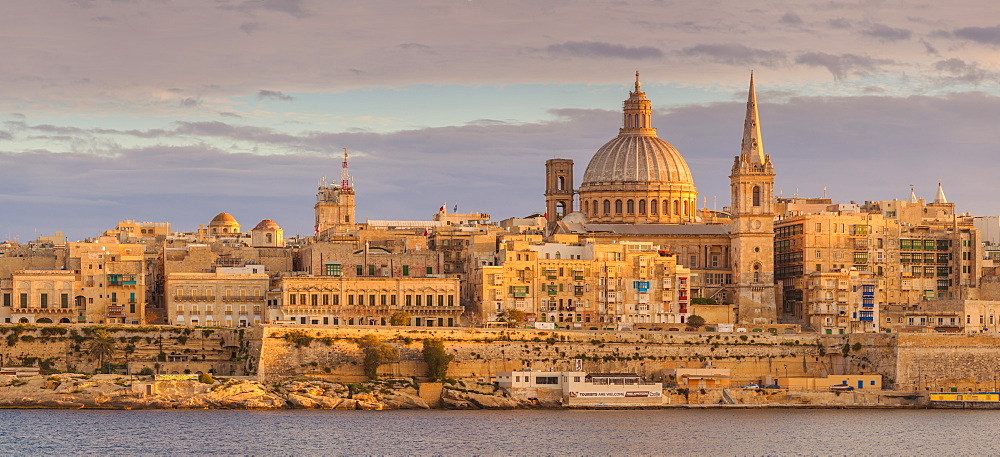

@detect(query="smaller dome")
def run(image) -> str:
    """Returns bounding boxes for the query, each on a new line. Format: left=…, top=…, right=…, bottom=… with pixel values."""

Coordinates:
left=211, top=212, right=238, bottom=224
left=252, top=219, right=281, bottom=231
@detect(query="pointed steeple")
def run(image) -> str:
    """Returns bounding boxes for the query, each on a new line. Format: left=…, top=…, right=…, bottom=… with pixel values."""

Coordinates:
left=740, top=72, right=765, bottom=165
left=908, top=184, right=918, bottom=203
left=934, top=180, right=948, bottom=204
left=621, top=71, right=654, bottom=134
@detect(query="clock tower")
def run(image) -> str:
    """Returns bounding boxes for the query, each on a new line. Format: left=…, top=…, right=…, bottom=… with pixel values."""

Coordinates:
left=730, top=73, right=777, bottom=324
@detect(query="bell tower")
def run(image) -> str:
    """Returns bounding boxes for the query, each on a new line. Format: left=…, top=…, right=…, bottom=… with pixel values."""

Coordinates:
left=729, top=73, right=777, bottom=324
left=314, top=148, right=356, bottom=240
left=545, top=158, right=575, bottom=222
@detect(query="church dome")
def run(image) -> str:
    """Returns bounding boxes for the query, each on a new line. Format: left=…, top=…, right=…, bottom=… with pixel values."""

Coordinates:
left=208, top=212, right=240, bottom=234
left=577, top=72, right=699, bottom=224
left=252, top=219, right=281, bottom=231
left=211, top=212, right=238, bottom=224
left=582, top=135, right=693, bottom=185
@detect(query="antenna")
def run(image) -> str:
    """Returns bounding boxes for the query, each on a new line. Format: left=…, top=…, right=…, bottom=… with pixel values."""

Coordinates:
left=340, top=148, right=352, bottom=191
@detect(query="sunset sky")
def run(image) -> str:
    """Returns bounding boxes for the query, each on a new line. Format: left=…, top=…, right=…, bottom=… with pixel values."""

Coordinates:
left=3, top=0, right=1000, bottom=241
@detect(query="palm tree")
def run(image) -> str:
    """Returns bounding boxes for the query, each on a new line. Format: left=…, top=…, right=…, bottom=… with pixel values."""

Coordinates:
left=87, top=329, right=117, bottom=374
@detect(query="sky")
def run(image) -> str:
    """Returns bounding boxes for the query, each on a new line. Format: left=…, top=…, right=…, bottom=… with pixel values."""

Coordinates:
left=3, top=0, right=1000, bottom=242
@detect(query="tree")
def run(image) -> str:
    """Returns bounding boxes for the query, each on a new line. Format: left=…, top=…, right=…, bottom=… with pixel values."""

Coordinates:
left=498, top=308, right=526, bottom=328
left=389, top=311, right=412, bottom=326
left=422, top=338, right=454, bottom=381
left=356, top=334, right=399, bottom=380
left=87, top=329, right=117, bottom=374
left=686, top=315, right=706, bottom=330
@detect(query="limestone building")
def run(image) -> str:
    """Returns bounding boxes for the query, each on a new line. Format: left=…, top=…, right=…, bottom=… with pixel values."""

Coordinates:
left=0, top=270, right=79, bottom=324
left=275, top=276, right=462, bottom=327
left=473, top=238, right=691, bottom=328
left=546, top=73, right=777, bottom=324
left=775, top=191, right=983, bottom=332
left=165, top=272, right=269, bottom=327
left=69, top=238, right=148, bottom=324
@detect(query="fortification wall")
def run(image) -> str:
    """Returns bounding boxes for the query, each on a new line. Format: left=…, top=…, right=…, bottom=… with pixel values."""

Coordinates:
left=894, top=333, right=1000, bottom=392
left=254, top=325, right=894, bottom=384
left=0, top=325, right=254, bottom=376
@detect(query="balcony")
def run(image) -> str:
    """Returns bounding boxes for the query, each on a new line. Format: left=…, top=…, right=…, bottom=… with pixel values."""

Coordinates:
left=13, top=306, right=75, bottom=315
left=107, top=305, right=125, bottom=317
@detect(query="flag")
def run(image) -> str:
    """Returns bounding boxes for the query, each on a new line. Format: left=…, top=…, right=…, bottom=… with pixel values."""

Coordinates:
left=314, top=226, right=319, bottom=235
left=439, top=203, right=445, bottom=213
left=423, top=229, right=428, bottom=236
left=453, top=203, right=458, bottom=213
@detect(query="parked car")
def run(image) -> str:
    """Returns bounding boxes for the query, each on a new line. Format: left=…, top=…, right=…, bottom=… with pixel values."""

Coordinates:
left=830, top=385, right=855, bottom=391
left=741, top=384, right=760, bottom=389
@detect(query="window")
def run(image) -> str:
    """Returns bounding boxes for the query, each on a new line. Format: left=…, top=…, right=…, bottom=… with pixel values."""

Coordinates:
left=402, top=265, right=409, bottom=276
left=752, top=186, right=761, bottom=206
left=535, top=376, right=559, bottom=385
left=603, top=200, right=611, bottom=215
left=626, top=199, right=634, bottom=214
left=356, top=265, right=364, bottom=276
left=426, top=266, right=433, bottom=275
left=40, top=294, right=48, bottom=308
left=2, top=293, right=9, bottom=307
left=369, top=265, right=376, bottom=276
left=615, top=200, right=623, bottom=214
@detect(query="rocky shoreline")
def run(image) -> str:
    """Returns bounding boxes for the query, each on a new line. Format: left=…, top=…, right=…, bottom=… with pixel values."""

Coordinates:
left=0, top=374, right=930, bottom=410
left=0, top=374, right=524, bottom=410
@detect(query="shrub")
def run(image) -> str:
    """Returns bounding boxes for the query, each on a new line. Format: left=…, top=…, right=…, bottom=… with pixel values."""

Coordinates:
left=138, top=367, right=155, bottom=376
left=198, top=372, right=215, bottom=384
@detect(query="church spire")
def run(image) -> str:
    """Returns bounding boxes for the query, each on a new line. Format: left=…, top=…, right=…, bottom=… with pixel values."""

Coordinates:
left=740, top=72, right=765, bottom=165
left=934, top=180, right=948, bottom=204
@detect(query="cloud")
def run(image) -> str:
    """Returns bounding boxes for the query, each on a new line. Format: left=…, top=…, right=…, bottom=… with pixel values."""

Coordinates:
left=932, top=58, right=998, bottom=86
left=920, top=39, right=939, bottom=55
left=231, top=0, right=310, bottom=18
left=546, top=41, right=663, bottom=60
left=861, top=23, right=912, bottom=41
left=795, top=52, right=893, bottom=80
left=257, top=89, right=294, bottom=101
left=219, top=112, right=243, bottom=118
left=951, top=25, right=1000, bottom=45
left=679, top=44, right=786, bottom=66
left=399, top=43, right=433, bottom=53
left=240, top=22, right=264, bottom=34
left=779, top=12, right=803, bottom=25
left=179, top=97, right=201, bottom=107
left=827, top=18, right=851, bottom=29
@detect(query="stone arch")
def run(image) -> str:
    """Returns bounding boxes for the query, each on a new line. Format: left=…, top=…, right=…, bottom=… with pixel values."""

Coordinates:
left=650, top=199, right=658, bottom=214
left=673, top=200, right=680, bottom=216
left=558, top=176, right=566, bottom=190
left=59, top=318, right=71, bottom=324
left=603, top=199, right=611, bottom=215
left=626, top=199, right=635, bottom=214
left=36, top=318, right=52, bottom=324
left=615, top=199, right=623, bottom=214
left=638, top=199, right=646, bottom=214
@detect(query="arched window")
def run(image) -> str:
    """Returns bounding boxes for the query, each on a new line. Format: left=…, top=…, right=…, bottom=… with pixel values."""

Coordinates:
left=582, top=200, right=588, bottom=214
left=603, top=200, right=611, bottom=215
left=626, top=199, right=635, bottom=214
left=650, top=199, right=658, bottom=214
left=558, top=176, right=566, bottom=191
left=556, top=202, right=566, bottom=217
left=752, top=186, right=761, bottom=207
left=682, top=200, right=688, bottom=217
left=673, top=200, right=680, bottom=216
left=266, top=233, right=273, bottom=243
left=753, top=263, right=761, bottom=283
left=638, top=199, right=646, bottom=214
left=615, top=200, right=623, bottom=214
left=593, top=200, right=599, bottom=216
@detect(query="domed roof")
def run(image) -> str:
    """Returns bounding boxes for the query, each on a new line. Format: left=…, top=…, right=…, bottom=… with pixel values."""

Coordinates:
left=582, top=135, right=693, bottom=185
left=210, top=212, right=238, bottom=224
left=252, top=219, right=281, bottom=231
left=580, top=72, right=694, bottom=188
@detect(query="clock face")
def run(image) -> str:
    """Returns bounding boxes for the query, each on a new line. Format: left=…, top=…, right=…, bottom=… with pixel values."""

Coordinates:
left=752, top=220, right=762, bottom=230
